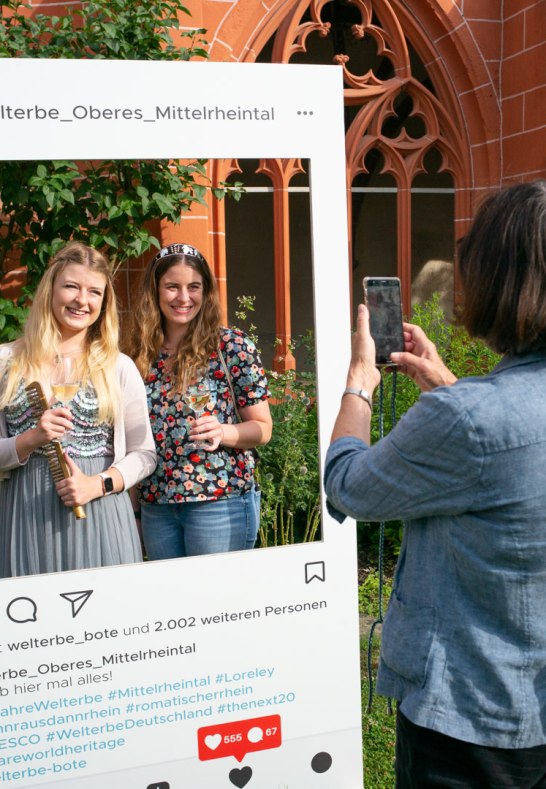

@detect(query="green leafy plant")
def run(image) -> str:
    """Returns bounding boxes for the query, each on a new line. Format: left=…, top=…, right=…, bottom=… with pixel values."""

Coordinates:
left=257, top=364, right=320, bottom=547
left=0, top=1, right=243, bottom=294
left=0, top=296, right=28, bottom=343
left=231, top=296, right=320, bottom=547
left=361, top=634, right=396, bottom=787
left=0, top=159, right=230, bottom=291
left=233, top=295, right=259, bottom=347
left=0, top=0, right=207, bottom=60
left=358, top=570, right=393, bottom=617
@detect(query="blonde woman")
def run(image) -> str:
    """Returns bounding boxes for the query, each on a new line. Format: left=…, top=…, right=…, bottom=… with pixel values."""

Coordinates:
left=127, top=243, right=272, bottom=559
left=0, top=242, right=156, bottom=577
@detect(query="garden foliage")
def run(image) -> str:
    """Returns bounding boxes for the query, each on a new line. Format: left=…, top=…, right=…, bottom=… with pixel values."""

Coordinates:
left=0, top=0, right=242, bottom=341
left=258, top=354, right=320, bottom=548
left=232, top=297, right=320, bottom=548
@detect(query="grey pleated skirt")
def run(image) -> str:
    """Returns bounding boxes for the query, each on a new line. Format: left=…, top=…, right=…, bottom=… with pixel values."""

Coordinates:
left=0, top=456, right=142, bottom=578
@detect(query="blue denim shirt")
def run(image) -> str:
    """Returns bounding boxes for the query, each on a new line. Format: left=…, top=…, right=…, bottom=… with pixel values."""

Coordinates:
left=324, top=353, right=546, bottom=748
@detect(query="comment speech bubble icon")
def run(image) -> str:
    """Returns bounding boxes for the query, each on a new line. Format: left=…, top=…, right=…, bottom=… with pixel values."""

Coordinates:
left=7, top=597, right=37, bottom=624
left=247, top=726, right=263, bottom=743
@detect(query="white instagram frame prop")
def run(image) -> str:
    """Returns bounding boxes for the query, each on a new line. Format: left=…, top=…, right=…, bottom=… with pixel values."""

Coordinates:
left=0, top=60, right=362, bottom=789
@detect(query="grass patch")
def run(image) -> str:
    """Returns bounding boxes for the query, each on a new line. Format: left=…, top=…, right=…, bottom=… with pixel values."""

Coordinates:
left=361, top=633, right=396, bottom=788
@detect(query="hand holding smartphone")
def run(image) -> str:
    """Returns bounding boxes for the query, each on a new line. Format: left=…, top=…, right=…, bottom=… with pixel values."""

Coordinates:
left=363, top=276, right=405, bottom=365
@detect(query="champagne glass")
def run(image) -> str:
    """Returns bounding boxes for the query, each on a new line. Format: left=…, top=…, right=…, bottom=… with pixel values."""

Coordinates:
left=184, top=377, right=212, bottom=450
left=51, top=356, right=80, bottom=442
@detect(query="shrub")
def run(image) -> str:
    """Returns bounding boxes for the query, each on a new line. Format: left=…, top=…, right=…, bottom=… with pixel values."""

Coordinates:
left=358, top=570, right=393, bottom=617
left=0, top=296, right=28, bottom=343
left=257, top=362, right=320, bottom=547
left=230, top=297, right=320, bottom=547
left=0, top=1, right=242, bottom=296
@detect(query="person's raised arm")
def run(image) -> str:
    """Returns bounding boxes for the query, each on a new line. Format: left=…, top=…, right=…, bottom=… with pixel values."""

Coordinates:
left=330, top=304, right=381, bottom=446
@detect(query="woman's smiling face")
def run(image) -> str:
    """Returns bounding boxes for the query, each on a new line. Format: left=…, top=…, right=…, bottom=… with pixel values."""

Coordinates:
left=51, top=263, right=106, bottom=342
left=158, top=262, right=204, bottom=335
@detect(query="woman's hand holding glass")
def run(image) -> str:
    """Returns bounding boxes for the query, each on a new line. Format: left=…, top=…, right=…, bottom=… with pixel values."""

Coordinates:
left=184, top=378, right=217, bottom=450
left=36, top=407, right=73, bottom=444
left=15, top=406, right=73, bottom=464
left=189, top=413, right=224, bottom=451
left=51, top=355, right=80, bottom=443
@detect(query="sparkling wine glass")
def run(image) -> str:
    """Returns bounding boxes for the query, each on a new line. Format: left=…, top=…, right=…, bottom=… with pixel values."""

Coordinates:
left=51, top=356, right=80, bottom=442
left=184, top=377, right=212, bottom=450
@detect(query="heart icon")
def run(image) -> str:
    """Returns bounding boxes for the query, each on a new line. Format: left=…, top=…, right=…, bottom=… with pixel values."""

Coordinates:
left=229, top=766, right=253, bottom=788
left=204, top=733, right=222, bottom=750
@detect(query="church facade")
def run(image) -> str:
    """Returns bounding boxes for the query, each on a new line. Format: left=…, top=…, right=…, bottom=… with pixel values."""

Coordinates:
left=8, top=1, right=546, bottom=368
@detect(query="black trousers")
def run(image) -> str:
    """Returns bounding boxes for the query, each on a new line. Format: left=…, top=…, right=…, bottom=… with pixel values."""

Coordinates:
left=396, top=709, right=546, bottom=789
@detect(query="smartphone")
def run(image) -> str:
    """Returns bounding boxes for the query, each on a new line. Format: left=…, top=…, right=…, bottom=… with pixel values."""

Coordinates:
left=363, top=276, right=405, bottom=365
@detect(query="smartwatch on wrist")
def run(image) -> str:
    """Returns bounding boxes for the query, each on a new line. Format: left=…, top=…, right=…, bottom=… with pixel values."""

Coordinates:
left=98, top=472, right=114, bottom=496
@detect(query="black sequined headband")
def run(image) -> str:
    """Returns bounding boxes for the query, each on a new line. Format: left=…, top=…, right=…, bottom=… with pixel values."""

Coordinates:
left=151, top=243, right=205, bottom=266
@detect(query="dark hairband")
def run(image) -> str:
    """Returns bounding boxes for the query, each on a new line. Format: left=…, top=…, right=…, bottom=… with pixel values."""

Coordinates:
left=151, top=243, right=205, bottom=266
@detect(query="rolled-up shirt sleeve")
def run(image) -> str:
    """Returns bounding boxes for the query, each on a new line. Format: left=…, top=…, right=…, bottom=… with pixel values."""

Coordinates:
left=324, top=387, right=485, bottom=524
left=324, top=436, right=370, bottom=523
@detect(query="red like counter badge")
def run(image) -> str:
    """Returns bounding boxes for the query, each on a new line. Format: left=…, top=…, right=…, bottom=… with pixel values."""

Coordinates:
left=198, top=715, right=282, bottom=762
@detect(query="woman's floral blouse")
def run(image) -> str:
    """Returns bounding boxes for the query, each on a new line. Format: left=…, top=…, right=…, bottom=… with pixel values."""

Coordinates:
left=138, top=328, right=269, bottom=504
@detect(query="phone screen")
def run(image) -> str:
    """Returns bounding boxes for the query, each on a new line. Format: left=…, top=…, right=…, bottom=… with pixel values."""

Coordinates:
left=364, top=277, right=404, bottom=365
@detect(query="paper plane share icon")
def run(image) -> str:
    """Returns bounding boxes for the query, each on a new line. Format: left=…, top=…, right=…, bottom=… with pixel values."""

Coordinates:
left=60, top=590, right=93, bottom=618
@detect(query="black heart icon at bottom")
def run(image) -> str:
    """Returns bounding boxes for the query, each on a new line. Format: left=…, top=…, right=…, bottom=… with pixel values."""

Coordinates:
left=228, top=766, right=253, bottom=788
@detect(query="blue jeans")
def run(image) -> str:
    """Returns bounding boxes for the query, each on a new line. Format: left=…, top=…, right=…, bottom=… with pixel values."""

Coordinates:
left=141, top=489, right=260, bottom=559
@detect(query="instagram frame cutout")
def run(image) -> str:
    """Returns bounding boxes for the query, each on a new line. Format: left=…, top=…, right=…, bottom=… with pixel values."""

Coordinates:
left=0, top=60, right=363, bottom=789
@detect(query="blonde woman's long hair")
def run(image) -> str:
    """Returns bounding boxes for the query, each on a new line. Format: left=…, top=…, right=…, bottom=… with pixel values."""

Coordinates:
left=127, top=243, right=222, bottom=392
left=0, top=242, right=121, bottom=422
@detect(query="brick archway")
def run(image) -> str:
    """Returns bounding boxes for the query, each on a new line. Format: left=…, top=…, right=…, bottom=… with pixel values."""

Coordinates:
left=186, top=0, right=502, bottom=365
left=391, top=0, right=501, bottom=195
left=209, top=0, right=498, bottom=199
left=205, top=0, right=494, bottom=321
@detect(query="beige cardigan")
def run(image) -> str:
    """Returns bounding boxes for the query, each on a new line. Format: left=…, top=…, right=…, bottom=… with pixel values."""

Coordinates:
left=0, top=345, right=156, bottom=490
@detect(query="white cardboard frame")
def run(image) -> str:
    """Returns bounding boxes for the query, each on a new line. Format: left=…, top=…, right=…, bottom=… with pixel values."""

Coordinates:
left=0, top=60, right=362, bottom=789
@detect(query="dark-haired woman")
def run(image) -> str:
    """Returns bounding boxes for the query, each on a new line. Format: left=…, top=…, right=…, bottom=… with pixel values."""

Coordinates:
left=127, top=243, right=272, bottom=559
left=325, top=180, right=546, bottom=787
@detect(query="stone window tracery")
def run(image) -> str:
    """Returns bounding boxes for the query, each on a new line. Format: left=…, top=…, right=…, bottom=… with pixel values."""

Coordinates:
left=218, top=0, right=470, bottom=369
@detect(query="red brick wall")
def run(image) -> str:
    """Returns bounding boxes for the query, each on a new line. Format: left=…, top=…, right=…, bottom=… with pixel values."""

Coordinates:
left=18, top=0, right=546, bottom=191
left=501, top=0, right=546, bottom=183
left=461, top=1, right=503, bottom=97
